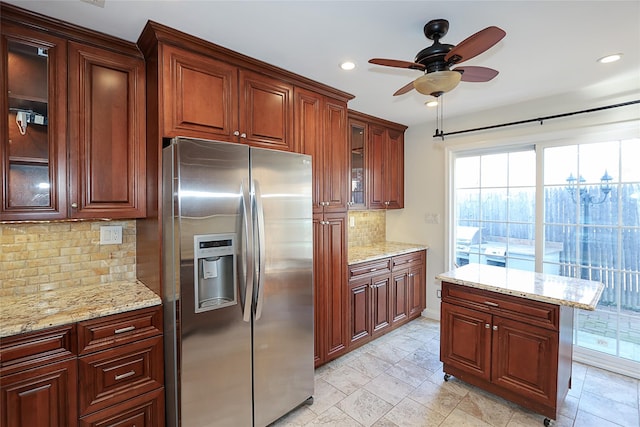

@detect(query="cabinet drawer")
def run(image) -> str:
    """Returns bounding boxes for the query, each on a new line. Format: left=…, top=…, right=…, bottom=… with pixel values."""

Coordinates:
left=442, top=282, right=559, bottom=330
left=78, top=306, right=162, bottom=355
left=392, top=251, right=424, bottom=270
left=79, top=388, right=164, bottom=427
left=78, top=336, right=163, bottom=416
left=349, top=258, right=391, bottom=280
left=0, top=324, right=76, bottom=376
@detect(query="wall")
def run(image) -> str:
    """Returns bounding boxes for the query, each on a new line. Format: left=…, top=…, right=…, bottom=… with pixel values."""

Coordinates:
left=0, top=220, right=136, bottom=296
left=386, top=91, right=640, bottom=320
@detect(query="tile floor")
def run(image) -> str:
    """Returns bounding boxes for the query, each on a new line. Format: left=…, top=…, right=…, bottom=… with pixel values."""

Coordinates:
left=271, top=317, right=640, bottom=427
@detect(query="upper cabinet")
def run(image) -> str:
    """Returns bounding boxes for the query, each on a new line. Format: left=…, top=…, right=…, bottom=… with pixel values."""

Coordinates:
left=0, top=4, right=146, bottom=221
left=1, top=22, right=68, bottom=220
left=348, top=110, right=407, bottom=210
left=139, top=21, right=349, bottom=155
left=159, top=44, right=294, bottom=150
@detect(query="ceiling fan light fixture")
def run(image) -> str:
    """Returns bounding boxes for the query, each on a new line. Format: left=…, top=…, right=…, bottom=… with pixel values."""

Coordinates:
left=413, top=71, right=462, bottom=97
left=425, top=100, right=439, bottom=107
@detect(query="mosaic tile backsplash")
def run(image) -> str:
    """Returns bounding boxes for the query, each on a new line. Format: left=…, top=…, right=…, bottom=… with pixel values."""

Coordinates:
left=348, top=210, right=386, bottom=247
left=0, top=220, right=136, bottom=296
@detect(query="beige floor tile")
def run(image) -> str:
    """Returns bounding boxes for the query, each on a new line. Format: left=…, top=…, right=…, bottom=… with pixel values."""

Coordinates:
left=363, top=372, right=417, bottom=406
left=439, top=407, right=492, bottom=427
left=409, top=379, right=464, bottom=418
left=583, top=366, right=639, bottom=408
left=386, top=359, right=432, bottom=387
left=303, top=406, right=362, bottom=426
left=454, top=390, right=516, bottom=427
left=383, top=397, right=446, bottom=427
left=309, top=378, right=347, bottom=415
left=323, top=365, right=372, bottom=395
left=367, top=342, right=411, bottom=364
left=574, top=409, right=626, bottom=427
left=578, top=390, right=639, bottom=427
left=337, top=388, right=394, bottom=427
left=269, top=405, right=318, bottom=426
left=349, top=352, right=394, bottom=380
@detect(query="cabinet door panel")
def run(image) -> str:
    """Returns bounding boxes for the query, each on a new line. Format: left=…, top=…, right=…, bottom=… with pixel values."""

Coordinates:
left=348, top=280, right=371, bottom=344
left=492, top=316, right=557, bottom=407
left=385, top=129, right=404, bottom=209
left=240, top=69, right=293, bottom=151
left=391, top=271, right=409, bottom=324
left=322, top=100, right=348, bottom=212
left=440, top=302, right=491, bottom=381
left=367, top=125, right=386, bottom=209
left=162, top=44, right=238, bottom=141
left=1, top=24, right=67, bottom=220
left=78, top=389, right=164, bottom=427
left=371, top=275, right=391, bottom=335
left=312, top=213, right=326, bottom=366
left=296, top=89, right=323, bottom=211
left=407, top=264, right=425, bottom=318
left=325, top=213, right=348, bottom=358
left=0, top=358, right=78, bottom=427
left=68, top=42, right=145, bottom=218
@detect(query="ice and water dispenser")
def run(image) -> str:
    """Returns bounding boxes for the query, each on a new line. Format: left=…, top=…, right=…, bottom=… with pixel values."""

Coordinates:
left=193, top=233, right=237, bottom=313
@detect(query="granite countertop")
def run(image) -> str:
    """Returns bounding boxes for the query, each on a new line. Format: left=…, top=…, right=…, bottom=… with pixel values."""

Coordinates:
left=436, top=263, right=604, bottom=310
left=348, top=241, right=429, bottom=265
left=0, top=281, right=161, bottom=338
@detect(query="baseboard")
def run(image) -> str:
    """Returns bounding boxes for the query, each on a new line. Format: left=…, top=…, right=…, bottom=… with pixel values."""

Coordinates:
left=421, top=308, right=440, bottom=321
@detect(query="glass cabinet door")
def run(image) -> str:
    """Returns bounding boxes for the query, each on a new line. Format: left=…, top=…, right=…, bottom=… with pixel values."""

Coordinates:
left=349, top=120, right=366, bottom=208
left=2, top=25, right=67, bottom=220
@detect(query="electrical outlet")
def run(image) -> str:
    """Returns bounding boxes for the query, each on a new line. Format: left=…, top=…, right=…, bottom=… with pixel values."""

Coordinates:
left=100, top=226, right=122, bottom=245
left=349, top=216, right=356, bottom=227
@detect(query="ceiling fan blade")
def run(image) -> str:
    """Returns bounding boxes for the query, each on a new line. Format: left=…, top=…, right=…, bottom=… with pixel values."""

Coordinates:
left=369, top=58, right=426, bottom=71
left=455, top=66, right=499, bottom=82
left=444, top=26, right=506, bottom=64
left=393, top=81, right=416, bottom=96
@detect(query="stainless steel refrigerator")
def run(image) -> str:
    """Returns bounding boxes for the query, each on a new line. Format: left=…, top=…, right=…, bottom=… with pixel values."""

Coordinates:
left=162, top=137, right=314, bottom=427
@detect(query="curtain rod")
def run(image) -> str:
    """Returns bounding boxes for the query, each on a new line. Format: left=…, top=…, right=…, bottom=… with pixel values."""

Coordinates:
left=433, top=100, right=640, bottom=139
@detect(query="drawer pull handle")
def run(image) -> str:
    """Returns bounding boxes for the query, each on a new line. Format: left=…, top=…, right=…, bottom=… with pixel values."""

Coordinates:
left=370, top=268, right=377, bottom=272
left=484, top=301, right=499, bottom=307
left=492, top=325, right=498, bottom=331
left=114, top=370, right=136, bottom=381
left=485, top=323, right=490, bottom=329
left=114, top=326, right=136, bottom=334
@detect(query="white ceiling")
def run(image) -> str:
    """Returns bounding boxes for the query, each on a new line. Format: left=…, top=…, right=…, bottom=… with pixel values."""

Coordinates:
left=5, top=0, right=640, bottom=129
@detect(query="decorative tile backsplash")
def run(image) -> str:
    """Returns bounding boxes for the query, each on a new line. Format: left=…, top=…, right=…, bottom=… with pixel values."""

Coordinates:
left=348, top=210, right=386, bottom=247
left=0, top=220, right=136, bottom=296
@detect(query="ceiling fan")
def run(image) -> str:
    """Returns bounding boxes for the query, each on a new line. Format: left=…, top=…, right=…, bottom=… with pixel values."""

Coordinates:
left=369, top=19, right=506, bottom=98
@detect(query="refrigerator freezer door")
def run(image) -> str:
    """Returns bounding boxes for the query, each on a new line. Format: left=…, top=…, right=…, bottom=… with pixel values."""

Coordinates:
left=164, top=138, right=253, bottom=427
left=250, top=147, right=314, bottom=426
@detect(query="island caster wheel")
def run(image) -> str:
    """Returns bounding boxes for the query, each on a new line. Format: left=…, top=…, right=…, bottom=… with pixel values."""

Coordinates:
left=443, top=373, right=452, bottom=382
left=543, top=418, right=552, bottom=426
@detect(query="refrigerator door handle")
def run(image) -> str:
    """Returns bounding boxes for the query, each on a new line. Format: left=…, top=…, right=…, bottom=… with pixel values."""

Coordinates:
left=241, top=180, right=254, bottom=323
left=253, top=179, right=267, bottom=320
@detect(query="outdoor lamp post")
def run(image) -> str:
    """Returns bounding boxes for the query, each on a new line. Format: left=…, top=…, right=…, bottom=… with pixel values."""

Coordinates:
left=565, top=170, right=613, bottom=279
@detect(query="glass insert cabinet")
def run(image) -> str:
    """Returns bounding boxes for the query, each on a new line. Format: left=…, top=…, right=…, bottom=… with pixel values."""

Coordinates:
left=2, top=24, right=68, bottom=220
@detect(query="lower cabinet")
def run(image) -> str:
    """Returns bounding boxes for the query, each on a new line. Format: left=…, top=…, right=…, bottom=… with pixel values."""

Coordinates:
left=314, top=212, right=349, bottom=367
left=440, top=281, right=573, bottom=422
left=347, top=249, right=426, bottom=351
left=0, top=306, right=164, bottom=427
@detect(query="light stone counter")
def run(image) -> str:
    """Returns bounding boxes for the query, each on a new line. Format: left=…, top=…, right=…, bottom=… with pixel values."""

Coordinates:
left=436, top=263, right=604, bottom=310
left=348, top=241, right=428, bottom=265
left=0, top=281, right=161, bottom=338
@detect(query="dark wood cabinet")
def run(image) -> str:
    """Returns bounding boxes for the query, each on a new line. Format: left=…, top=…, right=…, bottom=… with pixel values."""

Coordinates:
left=313, top=212, right=349, bottom=366
left=440, top=281, right=573, bottom=421
left=0, top=307, right=164, bottom=427
left=0, top=4, right=147, bottom=221
left=296, top=87, right=348, bottom=213
left=346, top=249, right=426, bottom=352
left=68, top=42, right=146, bottom=218
left=77, top=307, right=164, bottom=425
left=1, top=20, right=68, bottom=221
left=0, top=325, right=78, bottom=427
left=160, top=43, right=294, bottom=150
left=347, top=110, right=406, bottom=210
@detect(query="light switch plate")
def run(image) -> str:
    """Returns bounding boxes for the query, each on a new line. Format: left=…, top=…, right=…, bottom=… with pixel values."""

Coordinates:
left=100, top=226, right=122, bottom=245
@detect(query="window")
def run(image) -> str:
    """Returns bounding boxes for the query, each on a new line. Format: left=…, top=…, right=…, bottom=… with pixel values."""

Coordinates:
left=452, top=138, right=640, bottom=370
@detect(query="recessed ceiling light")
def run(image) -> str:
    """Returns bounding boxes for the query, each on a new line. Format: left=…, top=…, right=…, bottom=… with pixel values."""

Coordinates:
left=425, top=100, right=438, bottom=107
left=340, top=61, right=356, bottom=71
left=597, top=53, right=623, bottom=64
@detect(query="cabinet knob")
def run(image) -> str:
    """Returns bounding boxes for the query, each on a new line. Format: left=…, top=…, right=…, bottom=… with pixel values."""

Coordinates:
left=492, top=325, right=498, bottom=331
left=485, top=323, right=490, bottom=329
left=71, top=202, right=78, bottom=208
left=240, top=133, right=247, bottom=138
left=234, top=131, right=240, bottom=136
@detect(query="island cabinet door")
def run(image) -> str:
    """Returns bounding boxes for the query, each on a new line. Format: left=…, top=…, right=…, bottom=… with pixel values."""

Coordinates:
left=491, top=316, right=558, bottom=407
left=440, top=302, right=492, bottom=381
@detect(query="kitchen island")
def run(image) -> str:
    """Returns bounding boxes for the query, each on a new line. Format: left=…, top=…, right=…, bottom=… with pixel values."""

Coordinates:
left=436, top=263, right=604, bottom=426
